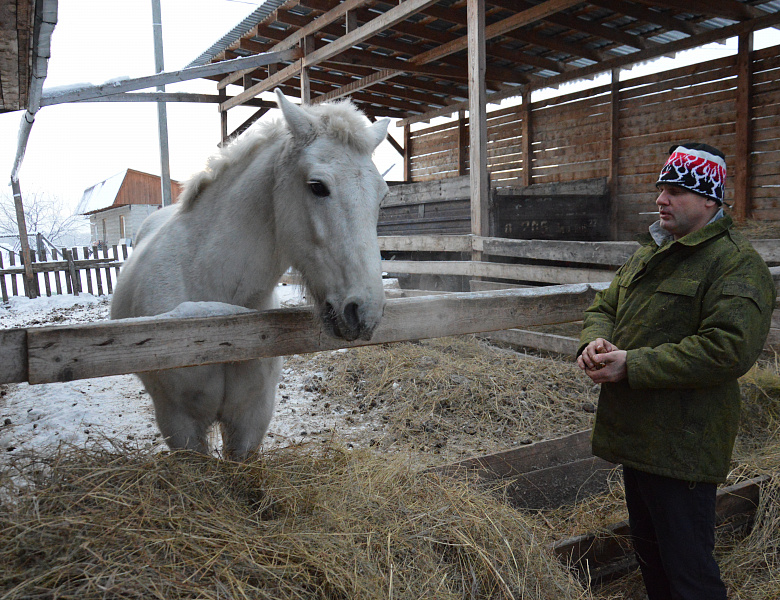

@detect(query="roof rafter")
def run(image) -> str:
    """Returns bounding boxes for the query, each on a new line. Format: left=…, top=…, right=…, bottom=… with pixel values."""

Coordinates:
left=313, top=0, right=585, bottom=104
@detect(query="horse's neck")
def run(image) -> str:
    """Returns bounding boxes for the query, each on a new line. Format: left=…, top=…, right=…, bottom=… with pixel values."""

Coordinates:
left=186, top=144, right=288, bottom=308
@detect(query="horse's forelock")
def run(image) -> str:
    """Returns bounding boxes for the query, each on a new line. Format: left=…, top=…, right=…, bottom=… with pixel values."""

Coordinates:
left=307, top=100, right=377, bottom=155
left=179, top=99, right=374, bottom=210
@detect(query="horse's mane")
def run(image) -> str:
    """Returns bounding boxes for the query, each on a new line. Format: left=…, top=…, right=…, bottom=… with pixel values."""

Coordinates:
left=179, top=99, right=375, bottom=210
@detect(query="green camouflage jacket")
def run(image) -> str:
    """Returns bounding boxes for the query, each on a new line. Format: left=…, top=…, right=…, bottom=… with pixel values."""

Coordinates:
left=579, top=215, right=776, bottom=482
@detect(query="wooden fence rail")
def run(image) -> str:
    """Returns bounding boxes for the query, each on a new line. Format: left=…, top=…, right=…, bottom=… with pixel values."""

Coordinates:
left=0, top=283, right=604, bottom=386
left=379, top=234, right=780, bottom=285
left=0, top=245, right=128, bottom=301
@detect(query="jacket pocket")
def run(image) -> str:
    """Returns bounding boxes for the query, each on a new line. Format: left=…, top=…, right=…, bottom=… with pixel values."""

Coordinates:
left=656, top=278, right=699, bottom=297
left=645, top=278, right=701, bottom=339
left=722, top=280, right=764, bottom=312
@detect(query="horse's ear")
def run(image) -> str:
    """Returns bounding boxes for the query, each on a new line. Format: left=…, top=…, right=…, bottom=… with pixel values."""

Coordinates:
left=275, top=88, right=314, bottom=141
left=367, top=118, right=390, bottom=152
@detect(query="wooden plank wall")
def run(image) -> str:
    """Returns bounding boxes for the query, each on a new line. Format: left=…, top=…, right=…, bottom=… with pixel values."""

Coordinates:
left=752, top=47, right=780, bottom=221
left=407, top=43, right=780, bottom=239
left=615, top=56, right=739, bottom=235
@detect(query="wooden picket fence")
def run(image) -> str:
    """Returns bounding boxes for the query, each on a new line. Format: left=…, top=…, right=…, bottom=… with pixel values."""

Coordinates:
left=0, top=244, right=129, bottom=302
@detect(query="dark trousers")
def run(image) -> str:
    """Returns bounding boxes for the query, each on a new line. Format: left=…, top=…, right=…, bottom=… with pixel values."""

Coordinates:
left=622, top=466, right=727, bottom=600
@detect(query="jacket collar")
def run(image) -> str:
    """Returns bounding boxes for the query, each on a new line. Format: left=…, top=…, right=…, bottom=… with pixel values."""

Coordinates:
left=648, top=209, right=730, bottom=248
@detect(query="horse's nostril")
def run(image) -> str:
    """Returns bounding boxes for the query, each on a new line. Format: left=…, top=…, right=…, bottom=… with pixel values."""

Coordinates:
left=344, top=301, right=360, bottom=330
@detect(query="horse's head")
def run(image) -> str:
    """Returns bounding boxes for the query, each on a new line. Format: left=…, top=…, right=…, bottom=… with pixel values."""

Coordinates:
left=273, top=90, right=389, bottom=342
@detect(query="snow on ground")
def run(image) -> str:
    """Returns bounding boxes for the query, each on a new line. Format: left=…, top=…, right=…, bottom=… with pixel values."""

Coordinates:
left=0, top=282, right=390, bottom=461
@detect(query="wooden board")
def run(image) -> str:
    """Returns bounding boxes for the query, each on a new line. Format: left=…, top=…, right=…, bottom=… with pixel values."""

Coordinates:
left=553, top=475, right=768, bottom=582
left=24, top=284, right=602, bottom=384
left=0, top=328, right=27, bottom=384
left=480, top=328, right=579, bottom=356
left=432, top=430, right=616, bottom=510
left=381, top=260, right=616, bottom=284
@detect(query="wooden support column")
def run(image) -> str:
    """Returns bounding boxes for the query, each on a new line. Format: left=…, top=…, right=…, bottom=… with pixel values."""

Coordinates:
left=403, top=124, right=412, bottom=182
left=467, top=0, right=489, bottom=243
left=457, top=109, right=468, bottom=176
left=609, top=68, right=621, bottom=239
left=734, top=32, right=754, bottom=222
left=10, top=179, right=36, bottom=298
left=300, top=36, right=315, bottom=104
left=521, top=90, right=532, bottom=187
left=345, top=9, right=358, bottom=33
left=219, top=87, right=228, bottom=145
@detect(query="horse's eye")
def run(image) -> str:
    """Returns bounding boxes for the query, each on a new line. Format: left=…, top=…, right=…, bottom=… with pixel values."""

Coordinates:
left=308, top=180, right=330, bottom=197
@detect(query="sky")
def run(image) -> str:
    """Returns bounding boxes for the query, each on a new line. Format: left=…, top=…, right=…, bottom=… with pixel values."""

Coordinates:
left=0, top=1, right=777, bottom=220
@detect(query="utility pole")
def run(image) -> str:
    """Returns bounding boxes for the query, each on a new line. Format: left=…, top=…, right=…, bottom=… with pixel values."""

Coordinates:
left=151, top=0, right=172, bottom=206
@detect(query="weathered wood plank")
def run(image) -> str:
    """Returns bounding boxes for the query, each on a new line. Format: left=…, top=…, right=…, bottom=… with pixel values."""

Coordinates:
left=481, top=328, right=579, bottom=355
left=381, top=260, right=616, bottom=284
left=502, top=456, right=616, bottom=510
left=378, top=235, right=471, bottom=253
left=552, top=475, right=768, bottom=580
left=25, top=284, right=604, bottom=384
left=0, top=328, right=27, bottom=384
left=436, top=430, right=593, bottom=479
left=432, top=430, right=613, bottom=510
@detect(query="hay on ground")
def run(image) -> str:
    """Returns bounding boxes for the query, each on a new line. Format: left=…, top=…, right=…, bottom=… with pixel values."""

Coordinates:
left=0, top=443, right=590, bottom=600
left=291, top=336, right=598, bottom=463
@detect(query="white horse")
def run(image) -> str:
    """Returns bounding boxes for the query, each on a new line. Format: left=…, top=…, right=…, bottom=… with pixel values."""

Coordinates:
left=111, top=90, right=389, bottom=459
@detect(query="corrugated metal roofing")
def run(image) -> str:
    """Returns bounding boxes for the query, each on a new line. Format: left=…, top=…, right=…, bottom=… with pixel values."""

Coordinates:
left=187, top=0, right=288, bottom=67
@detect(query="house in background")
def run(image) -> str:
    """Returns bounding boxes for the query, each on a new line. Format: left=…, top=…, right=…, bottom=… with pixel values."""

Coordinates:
left=76, top=169, right=183, bottom=247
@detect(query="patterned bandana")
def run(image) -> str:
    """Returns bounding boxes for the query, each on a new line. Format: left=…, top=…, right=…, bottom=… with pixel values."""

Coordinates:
left=655, top=143, right=727, bottom=205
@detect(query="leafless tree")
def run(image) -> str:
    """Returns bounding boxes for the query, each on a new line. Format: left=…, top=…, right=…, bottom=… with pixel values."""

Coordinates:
left=0, top=189, right=87, bottom=252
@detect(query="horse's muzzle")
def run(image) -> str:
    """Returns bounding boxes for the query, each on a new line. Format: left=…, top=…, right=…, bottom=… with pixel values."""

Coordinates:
left=321, top=299, right=381, bottom=342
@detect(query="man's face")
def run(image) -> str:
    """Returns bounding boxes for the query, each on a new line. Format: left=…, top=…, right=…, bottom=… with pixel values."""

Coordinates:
left=655, top=184, right=719, bottom=240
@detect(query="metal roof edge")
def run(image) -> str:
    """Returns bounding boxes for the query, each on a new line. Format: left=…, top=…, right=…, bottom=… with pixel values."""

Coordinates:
left=186, top=0, right=287, bottom=68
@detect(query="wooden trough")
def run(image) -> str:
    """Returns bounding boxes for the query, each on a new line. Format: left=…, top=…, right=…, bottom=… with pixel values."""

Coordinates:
left=434, top=430, right=768, bottom=584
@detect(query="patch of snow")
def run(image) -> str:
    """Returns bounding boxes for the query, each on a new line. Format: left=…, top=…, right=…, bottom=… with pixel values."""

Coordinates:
left=0, top=282, right=388, bottom=462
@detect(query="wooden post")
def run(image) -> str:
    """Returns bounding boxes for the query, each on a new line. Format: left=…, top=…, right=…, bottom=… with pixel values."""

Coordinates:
left=467, top=0, right=489, bottom=242
left=65, top=249, right=79, bottom=297
left=0, top=252, right=8, bottom=302
left=609, top=68, right=621, bottom=240
left=734, top=32, right=754, bottom=222
left=219, top=87, right=228, bottom=145
left=521, top=89, right=532, bottom=188
left=457, top=109, right=468, bottom=176
left=345, top=10, right=358, bottom=33
left=10, top=179, right=36, bottom=299
left=300, top=36, right=315, bottom=104
left=403, top=123, right=412, bottom=182
left=151, top=0, right=173, bottom=207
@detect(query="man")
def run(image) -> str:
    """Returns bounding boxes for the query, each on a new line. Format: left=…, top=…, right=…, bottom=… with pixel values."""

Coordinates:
left=577, top=143, right=776, bottom=600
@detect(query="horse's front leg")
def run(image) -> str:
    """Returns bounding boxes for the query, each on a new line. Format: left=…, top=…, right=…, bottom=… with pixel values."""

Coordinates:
left=220, top=357, right=282, bottom=460
left=140, top=365, right=225, bottom=454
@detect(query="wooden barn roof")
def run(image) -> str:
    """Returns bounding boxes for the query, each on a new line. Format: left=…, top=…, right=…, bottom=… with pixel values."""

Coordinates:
left=196, top=0, right=780, bottom=123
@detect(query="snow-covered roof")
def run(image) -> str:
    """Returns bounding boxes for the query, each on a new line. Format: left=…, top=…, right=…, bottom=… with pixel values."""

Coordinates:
left=76, top=170, right=127, bottom=215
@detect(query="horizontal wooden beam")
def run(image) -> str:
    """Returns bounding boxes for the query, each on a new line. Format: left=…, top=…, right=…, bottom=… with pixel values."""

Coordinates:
left=218, top=0, right=377, bottom=89
left=398, top=10, right=780, bottom=126
left=378, top=234, right=780, bottom=267
left=23, top=284, right=601, bottom=385
left=382, top=259, right=617, bottom=284
left=480, top=328, right=580, bottom=355
left=314, top=0, right=583, bottom=103
left=40, top=49, right=301, bottom=107
left=72, top=92, right=274, bottom=107
left=220, top=0, right=441, bottom=111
